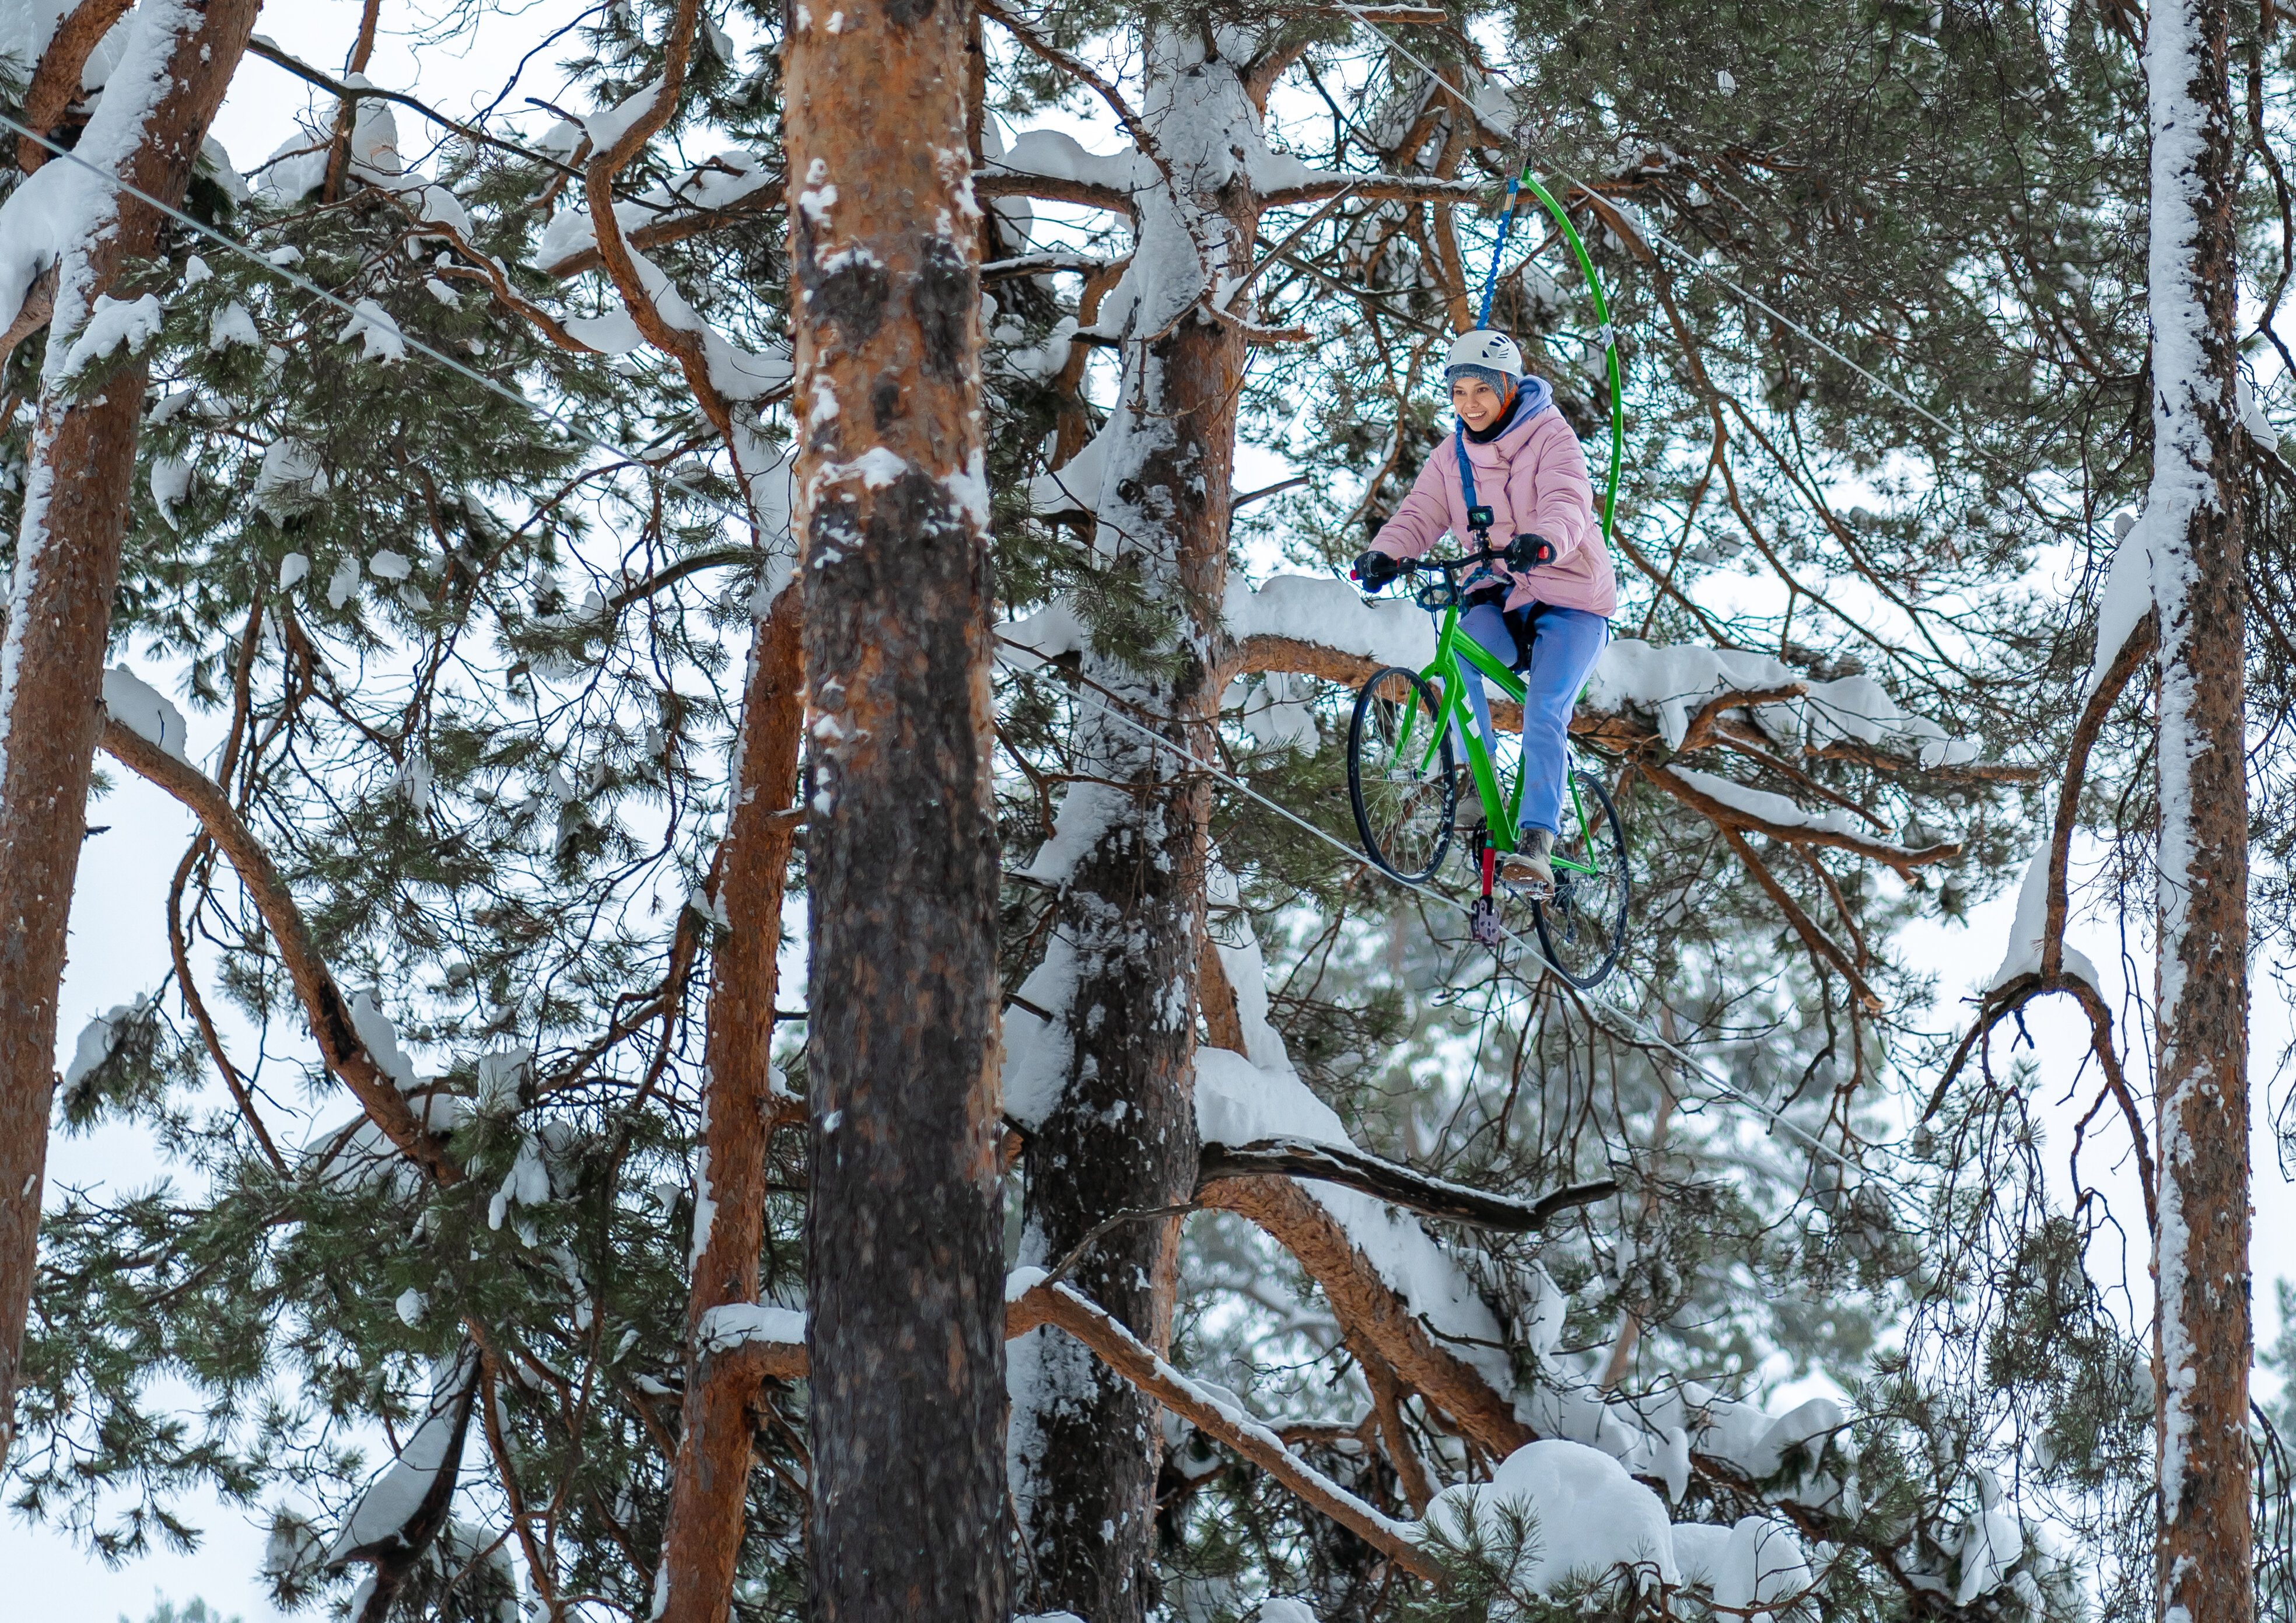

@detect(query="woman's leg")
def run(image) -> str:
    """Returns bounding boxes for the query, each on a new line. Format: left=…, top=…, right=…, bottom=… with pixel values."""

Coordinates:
left=1454, top=601, right=1516, bottom=758
left=1515, top=607, right=1609, bottom=835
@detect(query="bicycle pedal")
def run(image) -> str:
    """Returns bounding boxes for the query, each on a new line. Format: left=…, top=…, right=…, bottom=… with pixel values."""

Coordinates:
left=1469, top=896, right=1503, bottom=947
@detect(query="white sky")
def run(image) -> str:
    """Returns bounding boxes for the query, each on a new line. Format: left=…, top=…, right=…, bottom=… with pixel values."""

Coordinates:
left=6, top=4, right=2292, bottom=1616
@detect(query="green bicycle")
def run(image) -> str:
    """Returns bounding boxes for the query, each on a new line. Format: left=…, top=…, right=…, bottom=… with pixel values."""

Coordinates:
left=1346, top=548, right=1632, bottom=989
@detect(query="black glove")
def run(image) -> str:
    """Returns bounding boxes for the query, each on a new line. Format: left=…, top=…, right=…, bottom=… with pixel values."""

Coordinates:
left=1506, top=532, right=1557, bottom=571
left=1352, top=548, right=1401, bottom=590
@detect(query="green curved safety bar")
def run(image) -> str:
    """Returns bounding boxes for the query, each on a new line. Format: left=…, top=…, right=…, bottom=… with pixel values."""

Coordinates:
left=1476, top=170, right=1624, bottom=545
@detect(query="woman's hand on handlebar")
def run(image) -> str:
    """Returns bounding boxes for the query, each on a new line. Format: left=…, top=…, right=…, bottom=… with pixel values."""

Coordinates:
left=1351, top=548, right=1402, bottom=590
left=1505, top=532, right=1556, bottom=571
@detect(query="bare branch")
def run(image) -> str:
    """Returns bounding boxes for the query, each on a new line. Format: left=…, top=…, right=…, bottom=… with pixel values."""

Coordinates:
left=1716, top=827, right=1885, bottom=1012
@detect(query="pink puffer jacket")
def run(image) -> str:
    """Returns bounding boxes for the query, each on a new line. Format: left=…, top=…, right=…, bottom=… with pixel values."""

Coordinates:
left=1368, top=385, right=1616, bottom=617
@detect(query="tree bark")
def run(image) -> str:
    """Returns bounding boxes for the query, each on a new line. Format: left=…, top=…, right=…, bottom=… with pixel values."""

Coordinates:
left=2143, top=2, right=2253, bottom=1620
left=654, top=584, right=804, bottom=1623
left=0, top=0, right=260, bottom=1464
left=1006, top=36, right=1261, bottom=1621
left=783, top=1, right=1007, bottom=1618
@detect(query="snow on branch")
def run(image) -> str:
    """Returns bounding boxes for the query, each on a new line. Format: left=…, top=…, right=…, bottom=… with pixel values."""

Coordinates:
left=537, top=151, right=781, bottom=278
left=326, top=1347, right=481, bottom=1578
left=1016, top=575, right=1999, bottom=884
left=1644, top=762, right=1959, bottom=873
left=98, top=713, right=463, bottom=1184
left=1009, top=1274, right=1441, bottom=1579
left=1200, top=1137, right=1616, bottom=1233
left=977, top=3, right=1165, bottom=205
left=1175, top=884, right=2021, bottom=1604
left=1929, top=606, right=2159, bottom=1232
left=100, top=664, right=189, bottom=761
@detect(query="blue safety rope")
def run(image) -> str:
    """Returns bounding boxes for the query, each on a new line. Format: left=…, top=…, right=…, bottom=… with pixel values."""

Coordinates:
left=1476, top=175, right=1521, bottom=328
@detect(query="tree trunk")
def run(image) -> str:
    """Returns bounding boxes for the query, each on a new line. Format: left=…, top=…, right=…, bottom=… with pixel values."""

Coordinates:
left=1007, top=36, right=1260, bottom=1621
left=2143, top=2, right=2253, bottom=1619
left=783, top=1, right=1007, bottom=1618
left=0, top=0, right=260, bottom=1464
left=654, top=584, right=804, bottom=1622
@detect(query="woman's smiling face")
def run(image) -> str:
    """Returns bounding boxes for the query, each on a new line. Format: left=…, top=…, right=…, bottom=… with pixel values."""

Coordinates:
left=1451, top=375, right=1509, bottom=431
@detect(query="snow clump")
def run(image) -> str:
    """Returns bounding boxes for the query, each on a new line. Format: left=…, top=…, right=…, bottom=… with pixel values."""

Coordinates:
left=1422, top=1439, right=1680, bottom=1594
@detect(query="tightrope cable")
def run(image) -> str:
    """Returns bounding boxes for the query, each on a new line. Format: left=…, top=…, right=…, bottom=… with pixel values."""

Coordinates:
left=0, top=107, right=771, bottom=546
left=999, top=648, right=1883, bottom=1178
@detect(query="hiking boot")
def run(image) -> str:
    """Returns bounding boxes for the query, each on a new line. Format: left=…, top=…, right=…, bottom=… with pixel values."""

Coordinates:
left=1497, top=827, right=1554, bottom=894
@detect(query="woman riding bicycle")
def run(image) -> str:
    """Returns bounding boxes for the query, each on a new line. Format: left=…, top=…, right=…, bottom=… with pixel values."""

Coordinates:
left=1352, top=329, right=1617, bottom=893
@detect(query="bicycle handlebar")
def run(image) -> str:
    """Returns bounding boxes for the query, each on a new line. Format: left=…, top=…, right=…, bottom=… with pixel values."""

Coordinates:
left=1391, top=545, right=1507, bottom=575
left=1350, top=545, right=1508, bottom=595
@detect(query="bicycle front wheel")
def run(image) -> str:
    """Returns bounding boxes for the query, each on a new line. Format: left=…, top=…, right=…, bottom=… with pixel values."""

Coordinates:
left=1348, top=667, right=1455, bottom=883
left=1534, top=767, right=1630, bottom=988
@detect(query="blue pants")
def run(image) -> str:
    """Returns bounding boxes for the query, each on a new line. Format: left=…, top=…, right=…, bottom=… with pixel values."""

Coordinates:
left=1455, top=602, right=1609, bottom=837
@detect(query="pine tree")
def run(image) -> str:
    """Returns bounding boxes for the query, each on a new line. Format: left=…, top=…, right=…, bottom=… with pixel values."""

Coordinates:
left=2138, top=0, right=2254, bottom=1617
left=0, top=0, right=262, bottom=1463
left=783, top=0, right=1011, bottom=1615
left=4, top=1, right=2270, bottom=1618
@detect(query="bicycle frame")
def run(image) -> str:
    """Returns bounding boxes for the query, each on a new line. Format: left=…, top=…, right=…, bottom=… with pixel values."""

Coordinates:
left=1392, top=598, right=1602, bottom=876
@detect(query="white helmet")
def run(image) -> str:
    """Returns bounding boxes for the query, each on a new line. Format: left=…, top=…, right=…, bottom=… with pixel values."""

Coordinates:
left=1444, top=328, right=1525, bottom=386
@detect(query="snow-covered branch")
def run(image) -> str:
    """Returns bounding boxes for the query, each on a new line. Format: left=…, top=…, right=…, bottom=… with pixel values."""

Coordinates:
left=98, top=708, right=462, bottom=1184
left=1200, top=1138, right=1618, bottom=1234
left=1012, top=1273, right=1442, bottom=1579
left=1644, top=762, right=1959, bottom=873
left=1929, top=604, right=2161, bottom=1230
left=537, top=152, right=782, bottom=279
left=10, top=0, right=135, bottom=174
left=324, top=1347, right=483, bottom=1617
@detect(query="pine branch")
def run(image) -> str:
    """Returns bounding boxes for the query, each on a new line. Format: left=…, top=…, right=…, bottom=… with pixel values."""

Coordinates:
left=1010, top=1275, right=1443, bottom=1579
left=1199, top=1136, right=1617, bottom=1233
left=98, top=715, right=462, bottom=1185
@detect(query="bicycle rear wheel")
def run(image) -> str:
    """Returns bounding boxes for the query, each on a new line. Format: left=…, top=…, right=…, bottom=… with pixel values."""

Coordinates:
left=1533, top=767, right=1630, bottom=988
left=1348, top=667, right=1455, bottom=883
